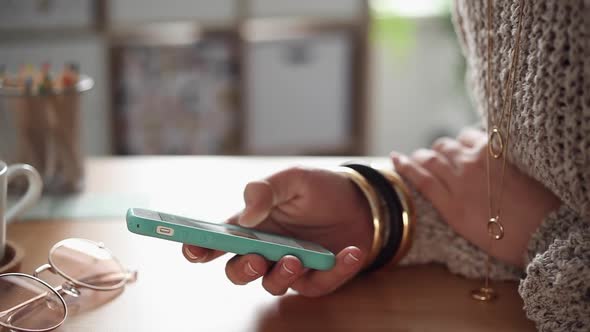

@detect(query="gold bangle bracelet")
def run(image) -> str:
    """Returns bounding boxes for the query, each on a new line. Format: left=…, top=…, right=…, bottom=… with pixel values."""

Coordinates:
left=336, top=167, right=386, bottom=268
left=378, top=169, right=415, bottom=265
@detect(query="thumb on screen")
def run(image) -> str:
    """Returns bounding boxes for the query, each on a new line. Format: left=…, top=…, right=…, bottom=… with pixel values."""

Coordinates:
left=238, top=180, right=275, bottom=227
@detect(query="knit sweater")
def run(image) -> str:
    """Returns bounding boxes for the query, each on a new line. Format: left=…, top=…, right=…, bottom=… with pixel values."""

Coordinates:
left=399, top=1, right=590, bottom=331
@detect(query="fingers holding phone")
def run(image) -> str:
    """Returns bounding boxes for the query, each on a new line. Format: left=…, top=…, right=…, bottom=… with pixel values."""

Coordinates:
left=170, top=166, right=374, bottom=297
left=219, top=246, right=364, bottom=297
left=181, top=214, right=241, bottom=263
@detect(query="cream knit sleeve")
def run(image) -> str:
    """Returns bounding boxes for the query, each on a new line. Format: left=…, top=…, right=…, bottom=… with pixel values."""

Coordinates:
left=437, top=0, right=590, bottom=330
left=396, top=181, right=590, bottom=331
left=519, top=205, right=590, bottom=332
left=398, top=183, right=521, bottom=280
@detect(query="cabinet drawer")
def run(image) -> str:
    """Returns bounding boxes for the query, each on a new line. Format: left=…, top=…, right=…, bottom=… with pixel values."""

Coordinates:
left=244, top=32, right=353, bottom=153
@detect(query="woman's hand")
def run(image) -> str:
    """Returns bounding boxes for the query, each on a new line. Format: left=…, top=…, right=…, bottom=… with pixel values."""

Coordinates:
left=391, top=128, right=561, bottom=267
left=182, top=167, right=373, bottom=297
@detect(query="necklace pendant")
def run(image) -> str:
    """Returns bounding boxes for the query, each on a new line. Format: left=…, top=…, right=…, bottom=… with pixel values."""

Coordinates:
left=471, top=287, right=496, bottom=301
left=487, top=216, right=504, bottom=240
left=488, top=127, right=504, bottom=159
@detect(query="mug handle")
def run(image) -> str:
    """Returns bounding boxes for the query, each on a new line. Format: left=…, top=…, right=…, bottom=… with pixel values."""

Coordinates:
left=6, top=164, right=43, bottom=222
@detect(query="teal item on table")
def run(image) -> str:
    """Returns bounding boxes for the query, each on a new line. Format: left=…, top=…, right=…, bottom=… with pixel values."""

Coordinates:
left=127, top=208, right=336, bottom=271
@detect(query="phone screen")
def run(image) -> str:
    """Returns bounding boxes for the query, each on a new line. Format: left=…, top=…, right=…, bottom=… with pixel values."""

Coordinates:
left=159, top=212, right=259, bottom=239
left=157, top=211, right=328, bottom=252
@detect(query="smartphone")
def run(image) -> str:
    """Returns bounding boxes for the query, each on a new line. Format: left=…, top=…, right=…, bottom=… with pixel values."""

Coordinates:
left=126, top=208, right=336, bottom=271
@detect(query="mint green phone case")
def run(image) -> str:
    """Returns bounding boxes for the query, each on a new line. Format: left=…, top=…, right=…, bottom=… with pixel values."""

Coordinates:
left=126, top=208, right=336, bottom=271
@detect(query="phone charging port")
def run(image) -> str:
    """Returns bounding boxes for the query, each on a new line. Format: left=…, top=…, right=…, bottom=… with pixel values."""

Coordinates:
left=156, top=226, right=174, bottom=236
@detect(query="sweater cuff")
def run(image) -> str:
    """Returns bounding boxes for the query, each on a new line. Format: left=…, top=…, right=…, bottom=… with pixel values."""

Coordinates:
left=399, top=182, right=520, bottom=280
left=525, top=203, right=583, bottom=264
left=519, top=204, right=590, bottom=331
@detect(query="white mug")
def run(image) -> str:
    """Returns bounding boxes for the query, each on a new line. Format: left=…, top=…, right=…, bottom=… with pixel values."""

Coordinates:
left=0, top=161, right=43, bottom=261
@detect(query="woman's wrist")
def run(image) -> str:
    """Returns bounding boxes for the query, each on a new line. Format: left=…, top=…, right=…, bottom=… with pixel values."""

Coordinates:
left=335, top=163, right=416, bottom=272
left=336, top=166, right=388, bottom=269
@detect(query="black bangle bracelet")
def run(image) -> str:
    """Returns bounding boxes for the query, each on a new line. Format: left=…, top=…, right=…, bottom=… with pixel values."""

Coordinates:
left=343, top=163, right=404, bottom=273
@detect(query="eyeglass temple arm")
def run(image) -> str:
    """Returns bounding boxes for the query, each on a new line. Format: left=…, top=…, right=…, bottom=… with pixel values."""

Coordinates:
left=33, top=263, right=52, bottom=277
left=0, top=265, right=64, bottom=318
left=0, top=287, right=61, bottom=319
left=0, top=268, right=137, bottom=319
left=0, top=284, right=68, bottom=331
left=125, top=269, right=139, bottom=284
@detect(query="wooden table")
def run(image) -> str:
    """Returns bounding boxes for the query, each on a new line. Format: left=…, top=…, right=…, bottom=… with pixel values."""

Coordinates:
left=6, top=157, right=535, bottom=331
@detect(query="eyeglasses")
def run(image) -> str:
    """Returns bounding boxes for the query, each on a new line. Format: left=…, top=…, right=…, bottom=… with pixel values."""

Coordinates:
left=0, top=238, right=137, bottom=332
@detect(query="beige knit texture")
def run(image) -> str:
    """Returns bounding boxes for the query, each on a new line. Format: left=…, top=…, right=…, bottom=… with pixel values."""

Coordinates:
left=400, top=1, right=589, bottom=331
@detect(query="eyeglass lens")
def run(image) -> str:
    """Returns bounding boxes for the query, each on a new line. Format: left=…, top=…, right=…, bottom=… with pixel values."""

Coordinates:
left=0, top=274, right=66, bottom=332
left=49, top=239, right=127, bottom=289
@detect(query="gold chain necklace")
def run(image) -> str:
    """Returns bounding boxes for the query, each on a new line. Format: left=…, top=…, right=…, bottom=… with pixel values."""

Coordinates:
left=471, top=0, right=526, bottom=302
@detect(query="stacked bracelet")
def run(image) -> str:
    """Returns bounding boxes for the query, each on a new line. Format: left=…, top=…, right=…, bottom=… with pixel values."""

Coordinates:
left=378, top=169, right=415, bottom=266
left=336, top=167, right=386, bottom=269
left=338, top=163, right=415, bottom=272
left=344, top=164, right=403, bottom=272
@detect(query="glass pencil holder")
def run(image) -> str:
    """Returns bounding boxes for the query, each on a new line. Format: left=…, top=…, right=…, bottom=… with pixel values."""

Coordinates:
left=0, top=75, right=94, bottom=195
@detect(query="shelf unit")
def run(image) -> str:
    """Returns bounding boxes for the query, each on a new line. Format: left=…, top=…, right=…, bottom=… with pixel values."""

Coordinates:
left=1, top=0, right=369, bottom=156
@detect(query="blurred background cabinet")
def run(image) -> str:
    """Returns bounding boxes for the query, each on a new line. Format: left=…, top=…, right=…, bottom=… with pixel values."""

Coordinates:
left=1, top=0, right=475, bottom=159
left=108, top=0, right=236, bottom=26
left=244, top=33, right=353, bottom=154
left=106, top=0, right=368, bottom=156
left=0, top=0, right=101, bottom=31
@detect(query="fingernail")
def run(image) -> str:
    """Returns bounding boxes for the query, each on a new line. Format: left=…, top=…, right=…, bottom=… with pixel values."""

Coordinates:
left=245, top=262, right=259, bottom=277
left=237, top=216, right=251, bottom=227
left=396, top=154, right=410, bottom=166
left=183, top=246, right=200, bottom=262
left=344, top=252, right=360, bottom=265
left=238, top=210, right=260, bottom=228
left=280, top=262, right=295, bottom=278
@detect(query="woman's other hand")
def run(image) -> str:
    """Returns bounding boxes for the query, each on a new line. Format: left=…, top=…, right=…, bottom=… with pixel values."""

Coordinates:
left=391, top=128, right=560, bottom=267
